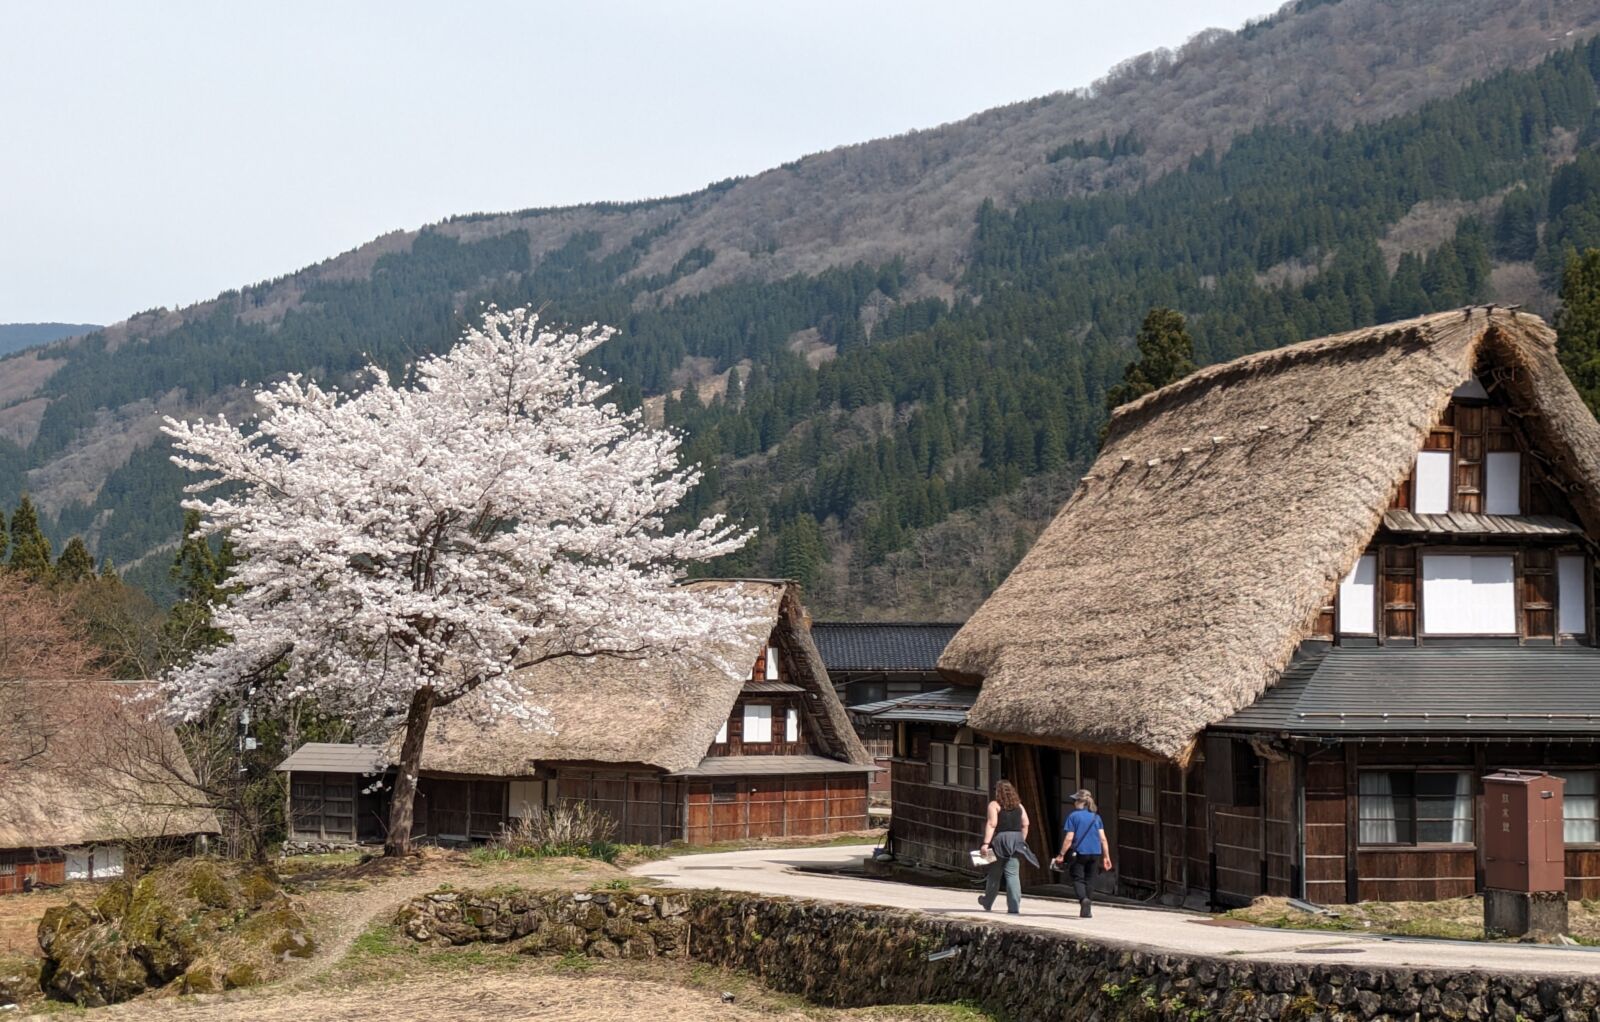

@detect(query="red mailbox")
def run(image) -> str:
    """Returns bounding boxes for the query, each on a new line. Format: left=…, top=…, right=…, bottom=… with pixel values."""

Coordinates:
left=1483, top=770, right=1565, bottom=893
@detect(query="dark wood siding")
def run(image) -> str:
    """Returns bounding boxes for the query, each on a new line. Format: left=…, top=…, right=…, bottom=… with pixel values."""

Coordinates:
left=553, top=769, right=687, bottom=845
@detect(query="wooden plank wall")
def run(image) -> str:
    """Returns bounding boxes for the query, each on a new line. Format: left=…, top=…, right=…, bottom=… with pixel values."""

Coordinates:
left=684, top=775, right=867, bottom=844
left=889, top=759, right=987, bottom=873
left=0, top=850, right=65, bottom=895
left=554, top=769, right=687, bottom=845
left=1302, top=751, right=1348, bottom=905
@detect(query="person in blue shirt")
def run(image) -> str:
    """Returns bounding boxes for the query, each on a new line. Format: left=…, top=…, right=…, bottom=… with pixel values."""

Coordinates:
left=1051, top=788, right=1113, bottom=918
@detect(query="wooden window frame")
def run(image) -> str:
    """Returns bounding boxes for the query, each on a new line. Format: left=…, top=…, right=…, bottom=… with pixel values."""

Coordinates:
left=1418, top=548, right=1519, bottom=639
left=1356, top=767, right=1475, bottom=850
left=1116, top=757, right=1157, bottom=821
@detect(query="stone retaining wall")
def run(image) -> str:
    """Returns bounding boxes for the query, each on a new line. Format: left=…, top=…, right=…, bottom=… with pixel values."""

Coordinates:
left=399, top=887, right=1600, bottom=1021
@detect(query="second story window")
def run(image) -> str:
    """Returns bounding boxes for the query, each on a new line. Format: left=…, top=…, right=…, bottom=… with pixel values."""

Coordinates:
left=1485, top=451, right=1522, bottom=515
left=1421, top=554, right=1515, bottom=635
left=1560, top=555, right=1589, bottom=636
left=1413, top=450, right=1452, bottom=514
left=742, top=703, right=773, bottom=743
left=1337, top=554, right=1377, bottom=635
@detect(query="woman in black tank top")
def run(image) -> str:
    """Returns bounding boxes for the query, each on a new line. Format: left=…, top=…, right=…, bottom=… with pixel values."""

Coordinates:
left=978, top=780, right=1038, bottom=914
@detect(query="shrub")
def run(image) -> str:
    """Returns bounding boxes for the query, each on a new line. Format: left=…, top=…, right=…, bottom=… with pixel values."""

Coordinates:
left=483, top=802, right=620, bottom=862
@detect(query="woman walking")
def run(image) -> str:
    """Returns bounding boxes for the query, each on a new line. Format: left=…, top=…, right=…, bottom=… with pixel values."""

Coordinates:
left=1052, top=788, right=1112, bottom=918
left=978, top=779, right=1038, bottom=914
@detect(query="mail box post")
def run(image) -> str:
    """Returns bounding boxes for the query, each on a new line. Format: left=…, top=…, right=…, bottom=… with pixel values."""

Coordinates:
left=1482, top=770, right=1567, bottom=940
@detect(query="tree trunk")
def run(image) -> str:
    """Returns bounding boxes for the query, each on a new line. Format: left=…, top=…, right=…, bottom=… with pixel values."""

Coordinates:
left=384, top=687, right=436, bottom=857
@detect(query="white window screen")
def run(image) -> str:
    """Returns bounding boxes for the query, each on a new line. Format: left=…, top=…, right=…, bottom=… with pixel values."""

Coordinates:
left=947, top=746, right=962, bottom=786
left=1556, top=771, right=1600, bottom=844
left=785, top=707, right=798, bottom=743
left=929, top=742, right=945, bottom=779
left=65, top=849, right=90, bottom=881
left=765, top=646, right=779, bottom=680
left=715, top=720, right=728, bottom=744
left=94, top=846, right=124, bottom=878
left=742, top=704, right=773, bottom=743
left=1560, top=556, right=1588, bottom=634
left=1337, top=554, right=1377, bottom=634
left=1413, top=451, right=1452, bottom=513
left=1484, top=452, right=1521, bottom=515
left=1422, top=555, right=1515, bottom=635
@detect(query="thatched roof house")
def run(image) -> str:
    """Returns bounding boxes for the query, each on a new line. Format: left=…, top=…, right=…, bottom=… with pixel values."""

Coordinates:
left=420, top=579, right=870, bottom=775
left=941, top=307, right=1600, bottom=763
left=0, top=680, right=219, bottom=854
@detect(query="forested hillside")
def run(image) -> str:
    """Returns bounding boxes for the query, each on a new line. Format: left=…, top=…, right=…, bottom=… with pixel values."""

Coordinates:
left=10, top=0, right=1600, bottom=615
left=0, top=323, right=97, bottom=357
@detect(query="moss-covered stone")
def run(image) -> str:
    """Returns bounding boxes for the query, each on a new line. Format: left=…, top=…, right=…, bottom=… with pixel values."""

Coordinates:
left=0, top=954, right=41, bottom=1008
left=35, top=857, right=313, bottom=1007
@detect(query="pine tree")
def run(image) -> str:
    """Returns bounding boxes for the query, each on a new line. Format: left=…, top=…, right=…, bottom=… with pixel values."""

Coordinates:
left=55, top=536, right=95, bottom=584
left=8, top=494, right=53, bottom=579
left=1557, top=249, right=1600, bottom=415
left=162, top=509, right=235, bottom=662
left=1104, top=307, right=1197, bottom=412
left=776, top=515, right=824, bottom=591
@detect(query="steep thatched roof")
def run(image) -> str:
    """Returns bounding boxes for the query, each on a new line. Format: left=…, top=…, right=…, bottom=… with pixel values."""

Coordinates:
left=0, top=681, right=220, bottom=850
left=941, top=307, right=1600, bottom=763
left=419, top=580, right=871, bottom=775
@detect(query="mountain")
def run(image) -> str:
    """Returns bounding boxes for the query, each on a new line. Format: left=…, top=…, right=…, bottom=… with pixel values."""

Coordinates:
left=9, top=0, right=1600, bottom=614
left=0, top=324, right=99, bottom=357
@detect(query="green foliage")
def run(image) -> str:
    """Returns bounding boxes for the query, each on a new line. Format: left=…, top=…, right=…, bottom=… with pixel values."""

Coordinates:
left=1104, top=307, right=1197, bottom=411
left=1557, top=248, right=1600, bottom=414
left=8, top=493, right=52, bottom=579
left=55, top=536, right=94, bottom=584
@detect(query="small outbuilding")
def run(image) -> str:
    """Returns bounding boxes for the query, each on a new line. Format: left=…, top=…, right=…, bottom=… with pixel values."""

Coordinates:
left=0, top=680, right=219, bottom=894
left=278, top=580, right=875, bottom=848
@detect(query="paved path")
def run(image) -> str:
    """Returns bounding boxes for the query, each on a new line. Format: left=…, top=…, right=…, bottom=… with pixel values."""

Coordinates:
left=632, top=844, right=1600, bottom=977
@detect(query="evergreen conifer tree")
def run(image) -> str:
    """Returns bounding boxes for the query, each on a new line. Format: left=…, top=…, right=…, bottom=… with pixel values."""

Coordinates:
left=1104, top=307, right=1197, bottom=412
left=1556, top=249, right=1600, bottom=415
left=55, top=536, right=95, bottom=584
left=8, top=494, right=52, bottom=579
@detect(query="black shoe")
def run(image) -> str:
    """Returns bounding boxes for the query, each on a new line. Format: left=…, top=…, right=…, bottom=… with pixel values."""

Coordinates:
left=979, top=895, right=992, bottom=912
left=1079, top=901, right=1092, bottom=918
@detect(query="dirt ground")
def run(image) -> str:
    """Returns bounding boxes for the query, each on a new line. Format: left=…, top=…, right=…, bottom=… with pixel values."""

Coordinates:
left=8, top=841, right=985, bottom=1021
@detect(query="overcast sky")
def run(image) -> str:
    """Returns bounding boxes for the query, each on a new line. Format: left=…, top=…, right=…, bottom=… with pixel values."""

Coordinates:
left=2, top=1, right=1277, bottom=325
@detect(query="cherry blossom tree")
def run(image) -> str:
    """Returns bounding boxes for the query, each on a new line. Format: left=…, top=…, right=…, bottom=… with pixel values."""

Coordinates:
left=160, top=306, right=754, bottom=854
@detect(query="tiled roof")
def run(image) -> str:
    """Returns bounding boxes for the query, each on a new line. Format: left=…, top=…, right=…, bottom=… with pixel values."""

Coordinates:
left=1215, top=645, right=1600, bottom=737
left=667, top=754, right=877, bottom=778
left=848, top=686, right=976, bottom=725
left=811, top=622, right=963, bottom=673
left=276, top=742, right=389, bottom=774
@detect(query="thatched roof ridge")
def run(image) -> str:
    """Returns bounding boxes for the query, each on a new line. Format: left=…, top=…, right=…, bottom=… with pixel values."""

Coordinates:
left=420, top=580, right=871, bottom=775
left=941, top=307, right=1600, bottom=762
left=0, top=680, right=220, bottom=850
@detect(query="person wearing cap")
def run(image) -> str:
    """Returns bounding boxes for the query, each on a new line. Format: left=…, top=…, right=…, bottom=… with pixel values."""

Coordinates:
left=1052, top=788, right=1112, bottom=918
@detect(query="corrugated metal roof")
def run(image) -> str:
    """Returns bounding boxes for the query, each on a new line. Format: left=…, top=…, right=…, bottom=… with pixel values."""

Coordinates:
left=848, top=685, right=976, bottom=725
left=1216, top=646, right=1600, bottom=737
left=1380, top=510, right=1583, bottom=536
left=811, top=622, right=963, bottom=672
left=275, top=742, right=390, bottom=774
left=667, top=754, right=877, bottom=778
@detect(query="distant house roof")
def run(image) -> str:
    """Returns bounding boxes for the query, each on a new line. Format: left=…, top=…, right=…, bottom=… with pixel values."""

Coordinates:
left=1214, top=646, right=1600, bottom=737
left=848, top=686, right=976, bottom=725
left=0, top=680, right=220, bottom=850
left=941, top=308, right=1600, bottom=763
left=276, top=742, right=388, bottom=774
left=413, top=581, right=871, bottom=776
left=811, top=622, right=963, bottom=673
left=666, top=754, right=877, bottom=778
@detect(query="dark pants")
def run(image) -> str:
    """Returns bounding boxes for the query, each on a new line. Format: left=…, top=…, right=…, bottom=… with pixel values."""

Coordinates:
left=1069, top=852, right=1102, bottom=910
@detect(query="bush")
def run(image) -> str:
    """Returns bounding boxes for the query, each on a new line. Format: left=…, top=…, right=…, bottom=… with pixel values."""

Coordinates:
left=481, top=801, right=620, bottom=862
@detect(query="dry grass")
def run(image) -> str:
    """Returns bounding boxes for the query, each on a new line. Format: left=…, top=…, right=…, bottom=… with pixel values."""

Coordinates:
left=1228, top=895, right=1600, bottom=944
left=0, top=884, right=85, bottom=958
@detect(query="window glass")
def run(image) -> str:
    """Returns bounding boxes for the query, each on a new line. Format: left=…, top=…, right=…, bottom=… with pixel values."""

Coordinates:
left=765, top=645, right=780, bottom=681
left=957, top=746, right=978, bottom=790
left=742, top=704, right=773, bottom=743
left=930, top=742, right=945, bottom=780
left=785, top=707, right=798, bottom=743
left=1337, top=554, right=1377, bottom=635
left=1358, top=770, right=1473, bottom=845
left=1422, top=555, right=1516, bottom=635
left=1413, top=451, right=1452, bottom=513
left=1484, top=452, right=1521, bottom=515
left=1560, top=556, right=1588, bottom=635
left=1555, top=771, right=1600, bottom=844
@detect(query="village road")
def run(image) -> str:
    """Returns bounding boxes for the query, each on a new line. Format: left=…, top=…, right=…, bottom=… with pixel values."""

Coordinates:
left=632, top=844, right=1600, bottom=977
